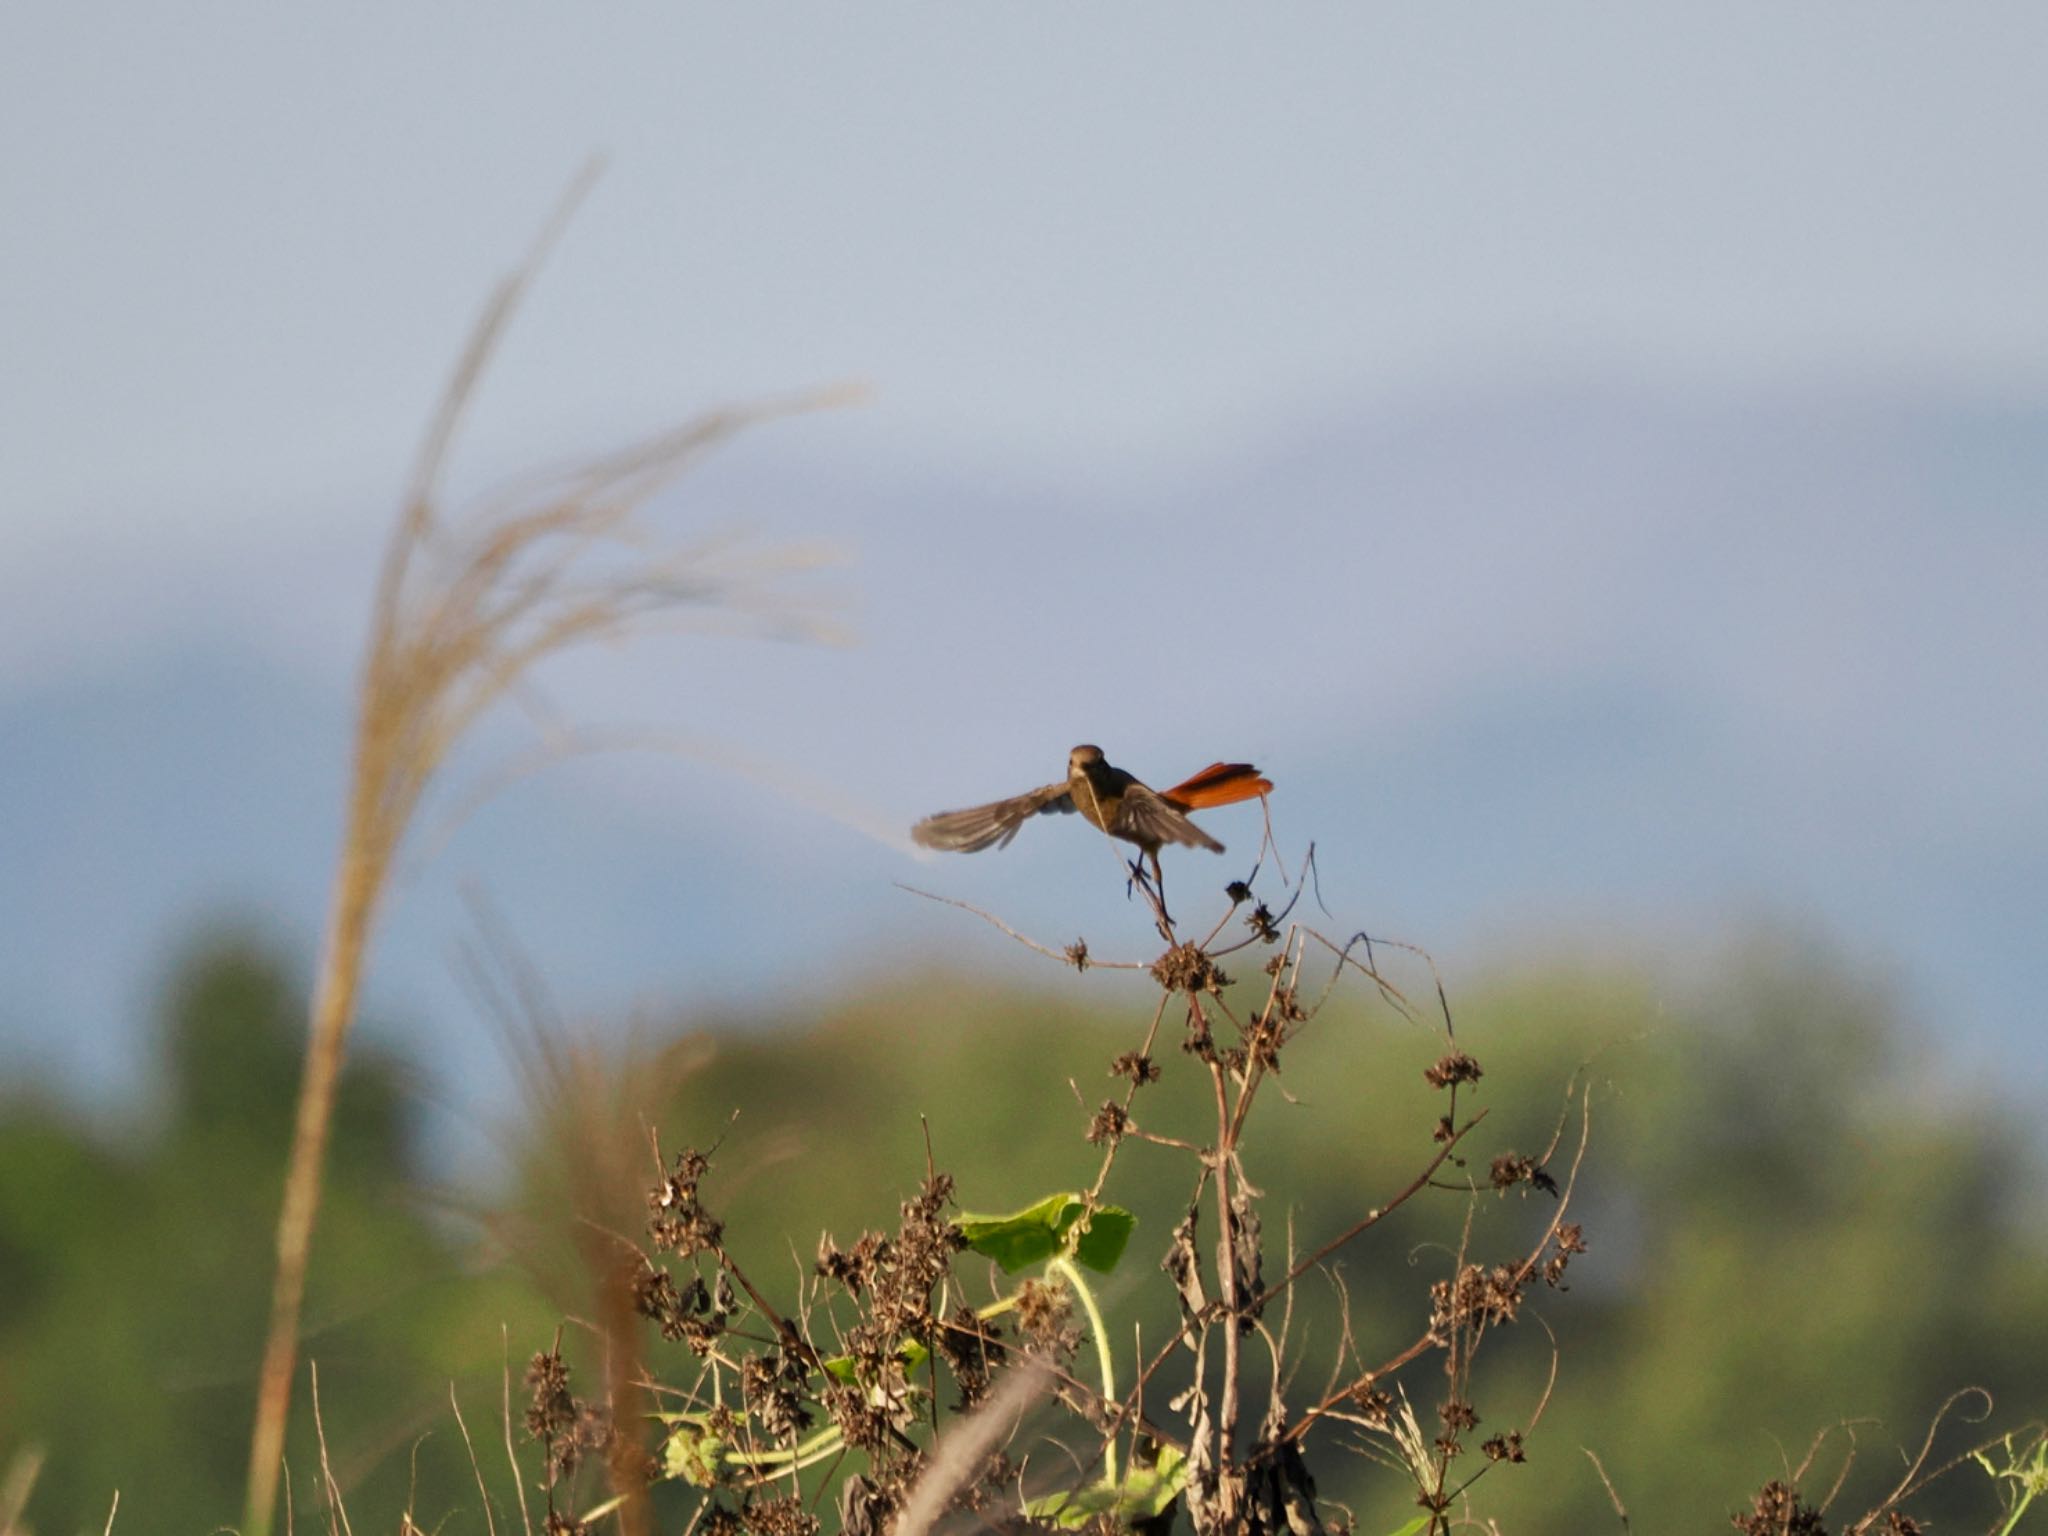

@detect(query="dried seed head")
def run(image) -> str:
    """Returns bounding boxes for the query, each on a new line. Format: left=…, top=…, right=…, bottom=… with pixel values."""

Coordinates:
left=742, top=1348, right=814, bottom=1441
left=648, top=1149, right=723, bottom=1257
left=1244, top=903, right=1280, bottom=944
left=1545, top=1222, right=1588, bottom=1288
left=1423, top=1051, right=1483, bottom=1090
left=1109, top=1049, right=1160, bottom=1085
left=1430, top=1263, right=1524, bottom=1336
left=741, top=1496, right=819, bottom=1536
left=523, top=1347, right=611, bottom=1481
left=1489, top=1152, right=1559, bottom=1196
left=1151, top=943, right=1229, bottom=995
left=1015, top=1278, right=1079, bottom=1358
left=1244, top=1013, right=1285, bottom=1073
left=1349, top=1383, right=1394, bottom=1430
left=524, top=1349, right=574, bottom=1445
left=935, top=1304, right=1005, bottom=1410
left=1086, top=1099, right=1129, bottom=1145
left=822, top=1383, right=897, bottom=1455
left=1731, top=1479, right=1828, bottom=1536
left=1481, top=1431, right=1526, bottom=1464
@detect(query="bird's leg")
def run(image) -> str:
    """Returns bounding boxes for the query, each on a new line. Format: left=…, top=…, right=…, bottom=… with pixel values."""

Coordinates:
left=1147, top=850, right=1174, bottom=932
left=1121, top=850, right=1175, bottom=930
left=1125, top=861, right=1169, bottom=925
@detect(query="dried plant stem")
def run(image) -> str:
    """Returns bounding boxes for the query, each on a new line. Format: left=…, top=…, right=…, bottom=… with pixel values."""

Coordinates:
left=448, top=1385, right=500, bottom=1536
left=240, top=163, right=850, bottom=1534
left=246, top=839, right=388, bottom=1535
left=895, top=883, right=1146, bottom=970
left=503, top=1326, right=536, bottom=1536
left=894, top=1361, right=1052, bottom=1536
left=0, top=1446, right=45, bottom=1534
left=1206, top=1046, right=1244, bottom=1506
left=595, top=1244, right=653, bottom=1536
left=310, top=1361, right=356, bottom=1536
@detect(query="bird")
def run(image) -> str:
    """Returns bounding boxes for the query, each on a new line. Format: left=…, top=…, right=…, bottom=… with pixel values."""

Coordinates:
left=911, top=745, right=1273, bottom=889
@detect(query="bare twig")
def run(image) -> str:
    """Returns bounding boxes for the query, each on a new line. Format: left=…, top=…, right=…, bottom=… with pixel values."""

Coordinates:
left=895, top=883, right=1146, bottom=969
left=1583, top=1447, right=1631, bottom=1532
left=310, top=1362, right=356, bottom=1536
left=449, top=1386, right=500, bottom=1536
left=501, top=1326, right=536, bottom=1536
left=1255, top=1113, right=1487, bottom=1314
left=1844, top=1387, right=1997, bottom=1533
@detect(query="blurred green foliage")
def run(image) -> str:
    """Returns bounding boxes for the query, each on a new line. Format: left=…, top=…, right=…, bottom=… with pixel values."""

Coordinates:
left=0, top=932, right=551, bottom=1533
left=0, top=924, right=2041, bottom=1532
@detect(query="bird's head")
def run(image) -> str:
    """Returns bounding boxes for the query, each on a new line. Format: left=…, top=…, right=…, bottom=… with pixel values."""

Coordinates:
left=1067, top=744, right=1105, bottom=775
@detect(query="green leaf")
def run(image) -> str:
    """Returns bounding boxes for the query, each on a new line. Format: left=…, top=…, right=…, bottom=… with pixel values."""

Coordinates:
left=957, top=1193, right=1136, bottom=1274
left=959, top=1193, right=1079, bottom=1271
left=821, top=1354, right=857, bottom=1385
left=1069, top=1205, right=1135, bottom=1273
left=1381, top=1517, right=1434, bottom=1536
left=820, top=1339, right=930, bottom=1385
left=1024, top=1445, right=1186, bottom=1527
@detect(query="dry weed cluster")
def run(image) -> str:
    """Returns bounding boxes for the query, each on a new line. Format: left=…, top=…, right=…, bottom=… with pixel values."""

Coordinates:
left=479, top=852, right=2036, bottom=1536
left=495, top=847, right=1600, bottom=1536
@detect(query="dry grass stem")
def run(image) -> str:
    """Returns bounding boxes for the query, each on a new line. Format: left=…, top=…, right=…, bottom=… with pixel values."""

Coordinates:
left=0, top=1447, right=43, bottom=1536
left=892, top=1360, right=1052, bottom=1536
left=310, top=1363, right=355, bottom=1536
left=242, top=168, right=855, bottom=1535
left=448, top=1385, right=499, bottom=1536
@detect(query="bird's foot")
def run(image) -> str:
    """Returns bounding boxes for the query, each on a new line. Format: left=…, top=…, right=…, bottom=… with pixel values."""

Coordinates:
left=1127, top=858, right=1174, bottom=931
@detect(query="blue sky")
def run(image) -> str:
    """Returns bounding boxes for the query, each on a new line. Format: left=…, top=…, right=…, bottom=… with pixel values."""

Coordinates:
left=3, top=8, right=2045, bottom=1148
left=7, top=8, right=2047, bottom=585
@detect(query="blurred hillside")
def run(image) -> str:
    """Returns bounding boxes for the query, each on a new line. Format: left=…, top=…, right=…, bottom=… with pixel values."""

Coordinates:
left=2, top=924, right=2041, bottom=1531
left=4, top=378, right=2045, bottom=1147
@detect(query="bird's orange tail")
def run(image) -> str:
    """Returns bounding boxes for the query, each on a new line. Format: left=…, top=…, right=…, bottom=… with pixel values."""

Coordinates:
left=1161, top=761, right=1273, bottom=811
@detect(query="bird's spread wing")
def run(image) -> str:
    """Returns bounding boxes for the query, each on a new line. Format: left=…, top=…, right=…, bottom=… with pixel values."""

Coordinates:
left=1113, top=784, right=1225, bottom=853
left=911, top=782, right=1074, bottom=853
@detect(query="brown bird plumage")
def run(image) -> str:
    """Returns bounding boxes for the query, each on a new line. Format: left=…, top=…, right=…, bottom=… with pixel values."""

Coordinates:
left=911, top=745, right=1273, bottom=884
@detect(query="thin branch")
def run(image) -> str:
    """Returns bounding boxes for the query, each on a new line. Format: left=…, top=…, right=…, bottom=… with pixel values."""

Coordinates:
left=1255, top=1113, right=1487, bottom=1314
left=1583, top=1448, right=1631, bottom=1532
left=448, top=1386, right=500, bottom=1536
left=310, top=1362, right=357, bottom=1536
left=895, top=884, right=1146, bottom=969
